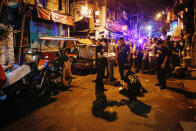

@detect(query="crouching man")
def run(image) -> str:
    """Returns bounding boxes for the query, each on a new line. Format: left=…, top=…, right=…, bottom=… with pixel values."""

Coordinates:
left=62, top=55, right=73, bottom=87
left=119, top=65, right=145, bottom=102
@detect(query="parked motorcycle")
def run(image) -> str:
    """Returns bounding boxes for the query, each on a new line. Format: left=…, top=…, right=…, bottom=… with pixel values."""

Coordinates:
left=31, top=51, right=72, bottom=97
left=0, top=64, right=31, bottom=103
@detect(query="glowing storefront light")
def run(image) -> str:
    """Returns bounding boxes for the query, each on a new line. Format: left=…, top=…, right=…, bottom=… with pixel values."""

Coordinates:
left=95, top=11, right=99, bottom=16
left=122, top=25, right=128, bottom=31
left=81, top=6, right=92, bottom=17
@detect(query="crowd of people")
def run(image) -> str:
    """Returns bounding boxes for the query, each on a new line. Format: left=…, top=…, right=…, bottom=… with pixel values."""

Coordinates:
left=94, top=36, right=184, bottom=101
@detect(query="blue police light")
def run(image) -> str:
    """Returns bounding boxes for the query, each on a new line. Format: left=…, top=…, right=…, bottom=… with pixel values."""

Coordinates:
left=147, top=25, right=152, bottom=31
left=139, top=39, right=143, bottom=43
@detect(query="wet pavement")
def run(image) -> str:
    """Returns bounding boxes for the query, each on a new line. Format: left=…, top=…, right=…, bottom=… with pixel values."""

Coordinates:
left=0, top=67, right=194, bottom=131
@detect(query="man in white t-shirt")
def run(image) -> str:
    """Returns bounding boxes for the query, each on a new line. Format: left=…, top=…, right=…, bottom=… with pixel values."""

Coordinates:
left=108, top=39, right=116, bottom=81
left=149, top=37, right=157, bottom=72
left=142, top=40, right=150, bottom=70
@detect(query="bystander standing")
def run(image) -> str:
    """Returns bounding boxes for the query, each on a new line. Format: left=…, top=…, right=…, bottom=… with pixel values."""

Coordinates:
left=156, top=39, right=170, bottom=89
left=116, top=37, right=130, bottom=86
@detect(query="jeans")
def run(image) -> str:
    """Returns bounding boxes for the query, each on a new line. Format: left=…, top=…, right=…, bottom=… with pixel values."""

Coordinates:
left=108, top=60, right=114, bottom=79
left=142, top=55, right=149, bottom=70
left=118, top=61, right=126, bottom=81
left=96, top=61, right=105, bottom=92
left=157, top=67, right=167, bottom=88
left=135, top=54, right=143, bottom=72
left=149, top=56, right=156, bottom=71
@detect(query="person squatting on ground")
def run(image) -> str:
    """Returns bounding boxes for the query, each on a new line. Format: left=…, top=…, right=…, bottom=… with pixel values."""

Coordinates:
left=117, top=37, right=130, bottom=86
left=62, top=55, right=73, bottom=87
left=156, top=39, right=170, bottom=89
left=119, top=65, right=144, bottom=101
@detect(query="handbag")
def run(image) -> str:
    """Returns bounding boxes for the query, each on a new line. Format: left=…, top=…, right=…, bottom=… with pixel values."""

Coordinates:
left=0, top=64, right=7, bottom=88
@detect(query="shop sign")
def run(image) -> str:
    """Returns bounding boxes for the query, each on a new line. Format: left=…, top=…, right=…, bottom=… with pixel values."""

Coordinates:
left=127, top=29, right=135, bottom=35
left=38, top=7, right=73, bottom=26
left=108, top=21, right=122, bottom=31
left=121, top=25, right=128, bottom=31
left=51, top=12, right=73, bottom=26
left=81, top=6, right=92, bottom=18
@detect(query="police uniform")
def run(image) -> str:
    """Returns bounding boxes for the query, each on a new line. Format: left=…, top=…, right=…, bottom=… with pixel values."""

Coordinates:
left=156, top=46, right=169, bottom=89
left=117, top=43, right=130, bottom=81
left=95, top=44, right=105, bottom=92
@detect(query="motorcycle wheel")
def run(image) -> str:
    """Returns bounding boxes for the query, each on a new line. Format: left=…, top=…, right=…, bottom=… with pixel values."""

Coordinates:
left=31, top=76, right=47, bottom=98
left=5, top=81, right=22, bottom=104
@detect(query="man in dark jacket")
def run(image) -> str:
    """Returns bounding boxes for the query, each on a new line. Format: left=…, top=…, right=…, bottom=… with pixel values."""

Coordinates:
left=117, top=37, right=130, bottom=85
left=95, top=39, right=107, bottom=92
left=156, top=39, right=170, bottom=89
left=119, top=65, right=143, bottom=101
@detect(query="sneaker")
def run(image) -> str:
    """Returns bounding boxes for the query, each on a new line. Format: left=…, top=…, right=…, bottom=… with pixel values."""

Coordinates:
left=142, top=88, right=147, bottom=93
left=138, top=93, right=144, bottom=97
left=130, top=97, right=137, bottom=102
left=160, top=86, right=166, bottom=90
left=103, top=88, right=108, bottom=91
left=109, top=78, right=116, bottom=81
left=155, top=83, right=161, bottom=86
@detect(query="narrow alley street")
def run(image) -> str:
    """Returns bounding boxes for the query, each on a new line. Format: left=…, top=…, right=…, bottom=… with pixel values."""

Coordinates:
left=0, top=67, right=194, bottom=131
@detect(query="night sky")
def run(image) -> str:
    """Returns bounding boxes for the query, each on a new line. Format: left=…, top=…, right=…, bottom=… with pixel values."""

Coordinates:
left=123, top=0, right=176, bottom=16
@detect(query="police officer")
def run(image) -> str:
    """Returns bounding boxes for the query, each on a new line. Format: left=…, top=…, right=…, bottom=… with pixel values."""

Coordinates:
left=95, top=39, right=107, bottom=92
left=156, top=39, right=169, bottom=89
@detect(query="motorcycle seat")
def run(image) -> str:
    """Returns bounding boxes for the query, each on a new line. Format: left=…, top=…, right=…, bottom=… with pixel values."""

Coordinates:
left=3, top=65, right=31, bottom=88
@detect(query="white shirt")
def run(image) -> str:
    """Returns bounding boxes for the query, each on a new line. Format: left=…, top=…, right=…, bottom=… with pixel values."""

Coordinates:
left=108, top=42, right=116, bottom=60
left=149, top=44, right=156, bottom=57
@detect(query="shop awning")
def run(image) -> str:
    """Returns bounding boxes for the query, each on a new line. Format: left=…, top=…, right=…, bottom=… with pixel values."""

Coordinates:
left=78, top=39, right=93, bottom=45
left=78, top=29, right=89, bottom=33
left=39, top=36, right=78, bottom=41
left=37, top=7, right=73, bottom=26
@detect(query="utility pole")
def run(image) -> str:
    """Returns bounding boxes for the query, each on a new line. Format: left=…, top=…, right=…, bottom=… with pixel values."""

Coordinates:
left=58, top=0, right=62, bottom=36
left=192, top=0, right=196, bottom=67
left=18, top=4, right=27, bottom=64
left=66, top=0, right=70, bottom=37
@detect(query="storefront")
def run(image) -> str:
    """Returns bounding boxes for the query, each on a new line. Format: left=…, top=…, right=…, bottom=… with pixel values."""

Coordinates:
left=30, top=7, right=73, bottom=49
left=106, top=20, right=129, bottom=40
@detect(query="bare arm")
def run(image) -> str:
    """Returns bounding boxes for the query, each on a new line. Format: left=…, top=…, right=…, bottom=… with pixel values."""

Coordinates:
left=124, top=83, right=128, bottom=90
left=161, top=56, right=168, bottom=69
left=62, top=63, right=68, bottom=86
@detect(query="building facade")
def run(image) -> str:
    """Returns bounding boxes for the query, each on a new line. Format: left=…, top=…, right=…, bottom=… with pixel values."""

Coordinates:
left=70, top=0, right=130, bottom=40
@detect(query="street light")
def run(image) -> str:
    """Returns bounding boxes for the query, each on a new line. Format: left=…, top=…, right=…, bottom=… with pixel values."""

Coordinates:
left=156, top=13, right=162, bottom=19
left=147, top=25, right=152, bottom=31
left=139, top=39, right=143, bottom=43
